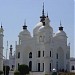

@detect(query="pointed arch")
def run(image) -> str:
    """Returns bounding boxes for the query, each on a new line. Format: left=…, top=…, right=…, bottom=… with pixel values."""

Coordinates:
left=29, top=52, right=32, bottom=58
left=29, top=61, right=32, bottom=71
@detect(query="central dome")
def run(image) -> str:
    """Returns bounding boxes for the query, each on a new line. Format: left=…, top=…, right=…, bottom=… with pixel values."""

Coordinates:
left=33, top=22, right=43, bottom=35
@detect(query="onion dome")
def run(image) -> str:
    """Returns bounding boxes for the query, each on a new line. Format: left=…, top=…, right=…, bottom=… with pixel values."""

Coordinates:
left=19, top=21, right=31, bottom=38
left=33, top=22, right=43, bottom=35
left=55, top=30, right=67, bottom=37
left=38, top=15, right=53, bottom=36
left=54, top=21, right=67, bottom=38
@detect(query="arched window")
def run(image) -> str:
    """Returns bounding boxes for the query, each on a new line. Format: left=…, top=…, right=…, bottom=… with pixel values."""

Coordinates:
left=29, top=52, right=32, bottom=58
left=43, top=51, right=44, bottom=57
left=50, top=51, right=51, bottom=57
left=71, top=65, right=74, bottom=70
left=18, top=52, right=20, bottom=58
left=39, top=36, right=44, bottom=42
left=38, top=51, right=41, bottom=57
left=29, top=61, right=32, bottom=71
left=43, top=63, right=44, bottom=71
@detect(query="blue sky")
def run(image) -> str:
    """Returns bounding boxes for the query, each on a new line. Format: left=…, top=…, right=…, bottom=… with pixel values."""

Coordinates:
left=0, top=0, right=74, bottom=58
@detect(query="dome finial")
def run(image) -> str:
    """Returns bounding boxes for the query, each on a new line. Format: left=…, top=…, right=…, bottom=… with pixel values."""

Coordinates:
left=59, top=21, right=63, bottom=31
left=40, top=2, right=46, bottom=25
left=23, top=19, right=27, bottom=30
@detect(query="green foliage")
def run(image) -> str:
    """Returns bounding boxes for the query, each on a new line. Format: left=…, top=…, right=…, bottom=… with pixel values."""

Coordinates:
left=14, top=71, right=20, bottom=75
left=0, top=70, right=3, bottom=75
left=58, top=72, right=75, bottom=75
left=52, top=72, right=57, bottom=75
left=18, top=64, right=29, bottom=75
left=3, top=66, right=10, bottom=75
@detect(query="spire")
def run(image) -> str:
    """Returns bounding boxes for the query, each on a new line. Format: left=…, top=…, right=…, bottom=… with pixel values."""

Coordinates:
left=47, top=12, right=48, bottom=18
left=1, top=22, right=2, bottom=28
left=40, top=2, right=46, bottom=25
left=59, top=21, right=63, bottom=31
left=23, top=20, right=27, bottom=30
left=60, top=20, right=62, bottom=26
left=42, top=2, right=45, bottom=17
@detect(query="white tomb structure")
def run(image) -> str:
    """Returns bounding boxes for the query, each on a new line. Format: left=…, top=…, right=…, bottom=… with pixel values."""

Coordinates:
left=15, top=4, right=70, bottom=74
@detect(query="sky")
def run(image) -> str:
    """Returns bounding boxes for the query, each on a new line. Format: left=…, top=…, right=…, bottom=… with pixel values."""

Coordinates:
left=0, top=0, right=74, bottom=59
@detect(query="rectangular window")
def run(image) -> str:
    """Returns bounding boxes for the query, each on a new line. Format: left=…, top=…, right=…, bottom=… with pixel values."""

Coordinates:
left=43, top=51, right=44, bottom=57
left=43, top=63, right=44, bottom=71
left=38, top=51, right=41, bottom=57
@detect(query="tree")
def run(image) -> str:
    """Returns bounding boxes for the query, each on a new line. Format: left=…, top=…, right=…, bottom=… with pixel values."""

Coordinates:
left=18, top=64, right=29, bottom=75
left=3, top=66, right=10, bottom=75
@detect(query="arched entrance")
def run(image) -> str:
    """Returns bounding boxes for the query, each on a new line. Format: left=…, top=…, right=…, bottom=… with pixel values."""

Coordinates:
left=29, top=61, right=32, bottom=71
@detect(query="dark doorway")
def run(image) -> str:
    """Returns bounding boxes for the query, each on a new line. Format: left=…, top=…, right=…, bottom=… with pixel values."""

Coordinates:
left=29, top=61, right=32, bottom=71
left=50, top=63, right=51, bottom=71
left=38, top=63, right=40, bottom=71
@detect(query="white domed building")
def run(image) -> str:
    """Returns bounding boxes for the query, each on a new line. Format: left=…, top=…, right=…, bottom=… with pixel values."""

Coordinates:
left=15, top=4, right=70, bottom=74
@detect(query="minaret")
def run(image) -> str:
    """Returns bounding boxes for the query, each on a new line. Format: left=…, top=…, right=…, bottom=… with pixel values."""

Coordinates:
left=9, top=45, right=13, bottom=70
left=9, top=45, right=13, bottom=56
left=0, top=22, right=4, bottom=71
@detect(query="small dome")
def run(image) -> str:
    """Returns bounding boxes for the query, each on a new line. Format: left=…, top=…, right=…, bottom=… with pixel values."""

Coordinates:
left=19, top=29, right=31, bottom=37
left=33, top=22, right=43, bottom=35
left=55, top=30, right=67, bottom=37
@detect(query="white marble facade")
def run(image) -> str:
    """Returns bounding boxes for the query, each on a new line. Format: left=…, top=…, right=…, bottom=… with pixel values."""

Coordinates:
left=15, top=4, right=70, bottom=74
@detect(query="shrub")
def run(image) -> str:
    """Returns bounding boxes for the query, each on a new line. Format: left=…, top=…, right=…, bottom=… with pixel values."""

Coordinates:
left=3, top=66, right=10, bottom=75
left=14, top=71, right=20, bottom=75
left=0, top=71, right=3, bottom=75
left=18, top=64, right=29, bottom=75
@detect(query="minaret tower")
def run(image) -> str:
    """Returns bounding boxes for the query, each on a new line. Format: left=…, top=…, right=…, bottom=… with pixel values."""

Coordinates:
left=9, top=45, right=13, bottom=57
left=0, top=23, right=4, bottom=71
left=9, top=45, right=14, bottom=70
